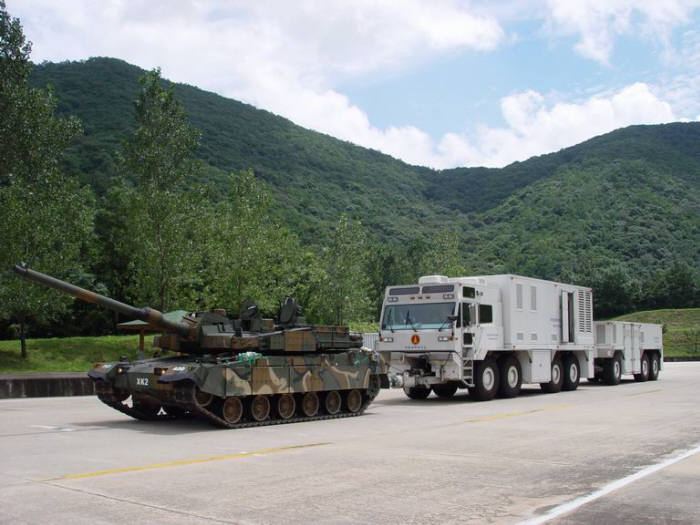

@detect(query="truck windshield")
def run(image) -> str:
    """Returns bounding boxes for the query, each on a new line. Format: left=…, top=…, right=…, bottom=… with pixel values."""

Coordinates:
left=381, top=303, right=455, bottom=331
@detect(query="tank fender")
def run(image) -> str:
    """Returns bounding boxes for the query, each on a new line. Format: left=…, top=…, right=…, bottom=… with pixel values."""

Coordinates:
left=87, top=369, right=109, bottom=381
left=157, top=369, right=202, bottom=386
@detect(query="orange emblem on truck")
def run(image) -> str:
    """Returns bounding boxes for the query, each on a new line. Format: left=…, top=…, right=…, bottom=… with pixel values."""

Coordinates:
left=410, top=334, right=420, bottom=345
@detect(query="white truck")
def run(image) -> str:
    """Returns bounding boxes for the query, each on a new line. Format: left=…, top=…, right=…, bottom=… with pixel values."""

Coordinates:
left=376, top=274, right=663, bottom=401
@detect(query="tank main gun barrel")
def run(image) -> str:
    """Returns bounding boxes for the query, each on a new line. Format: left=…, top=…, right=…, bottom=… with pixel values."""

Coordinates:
left=12, top=264, right=192, bottom=338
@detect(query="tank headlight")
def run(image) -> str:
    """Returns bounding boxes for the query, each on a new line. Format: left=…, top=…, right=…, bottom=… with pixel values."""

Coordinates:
left=116, top=366, right=128, bottom=375
left=380, top=336, right=394, bottom=342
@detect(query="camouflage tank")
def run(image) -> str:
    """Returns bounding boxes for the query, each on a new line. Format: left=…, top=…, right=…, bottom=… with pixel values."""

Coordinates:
left=13, top=264, right=388, bottom=428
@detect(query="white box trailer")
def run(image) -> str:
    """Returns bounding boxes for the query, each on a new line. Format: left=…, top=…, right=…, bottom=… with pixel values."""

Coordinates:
left=593, top=321, right=663, bottom=383
left=376, top=274, right=662, bottom=402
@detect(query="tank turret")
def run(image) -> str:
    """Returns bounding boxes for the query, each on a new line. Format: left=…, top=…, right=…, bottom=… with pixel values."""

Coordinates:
left=13, top=264, right=362, bottom=355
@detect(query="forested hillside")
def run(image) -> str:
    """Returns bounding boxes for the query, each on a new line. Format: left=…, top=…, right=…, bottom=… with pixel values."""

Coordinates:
left=3, top=55, right=696, bottom=342
left=30, top=58, right=461, bottom=243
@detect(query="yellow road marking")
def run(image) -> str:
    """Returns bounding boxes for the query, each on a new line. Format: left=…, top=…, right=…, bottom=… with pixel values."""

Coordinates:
left=467, top=404, right=569, bottom=423
left=626, top=388, right=662, bottom=397
left=39, top=442, right=329, bottom=482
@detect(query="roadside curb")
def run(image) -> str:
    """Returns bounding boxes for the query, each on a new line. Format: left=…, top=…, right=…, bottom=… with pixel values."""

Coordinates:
left=664, top=356, right=700, bottom=362
left=0, top=373, right=94, bottom=399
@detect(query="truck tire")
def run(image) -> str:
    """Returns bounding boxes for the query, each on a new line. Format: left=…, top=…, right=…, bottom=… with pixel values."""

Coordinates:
left=634, top=353, right=650, bottom=382
left=432, top=383, right=458, bottom=398
left=562, top=354, right=580, bottom=391
left=603, top=354, right=622, bottom=385
left=469, top=359, right=499, bottom=401
left=648, top=353, right=660, bottom=381
left=404, top=385, right=431, bottom=400
left=498, top=355, right=522, bottom=398
left=540, top=356, right=564, bottom=393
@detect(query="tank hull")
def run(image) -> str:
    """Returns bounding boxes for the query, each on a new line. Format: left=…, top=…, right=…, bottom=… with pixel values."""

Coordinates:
left=88, top=348, right=386, bottom=428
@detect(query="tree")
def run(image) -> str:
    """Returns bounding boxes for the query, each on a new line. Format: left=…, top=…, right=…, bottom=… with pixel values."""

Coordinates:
left=205, top=169, right=303, bottom=314
left=418, top=229, right=467, bottom=278
left=0, top=2, right=94, bottom=357
left=312, top=214, right=372, bottom=324
left=113, top=69, right=206, bottom=311
left=0, top=1, right=81, bottom=185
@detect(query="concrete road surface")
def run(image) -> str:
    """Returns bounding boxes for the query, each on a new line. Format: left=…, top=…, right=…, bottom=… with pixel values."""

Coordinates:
left=1, top=362, right=699, bottom=524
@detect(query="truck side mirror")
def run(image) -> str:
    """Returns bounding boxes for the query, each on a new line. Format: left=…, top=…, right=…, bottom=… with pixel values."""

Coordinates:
left=447, top=315, right=458, bottom=322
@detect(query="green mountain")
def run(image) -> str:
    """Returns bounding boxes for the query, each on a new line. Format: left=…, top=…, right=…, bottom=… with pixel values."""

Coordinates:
left=30, top=58, right=457, bottom=242
left=30, top=57, right=699, bottom=283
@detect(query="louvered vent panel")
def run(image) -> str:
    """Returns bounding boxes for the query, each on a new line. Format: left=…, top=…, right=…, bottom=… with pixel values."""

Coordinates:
left=578, top=291, right=585, bottom=332
left=585, top=291, right=592, bottom=332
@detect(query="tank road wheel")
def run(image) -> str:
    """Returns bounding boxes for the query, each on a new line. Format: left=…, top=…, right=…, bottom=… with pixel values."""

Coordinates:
left=300, top=392, right=320, bottom=417
left=540, top=356, right=564, bottom=393
left=194, top=388, right=214, bottom=408
left=634, top=353, right=650, bottom=382
left=403, top=385, right=431, bottom=400
left=250, top=395, right=271, bottom=422
left=276, top=394, right=296, bottom=420
left=469, top=358, right=499, bottom=401
left=649, top=353, right=660, bottom=381
left=603, top=354, right=622, bottom=385
left=345, top=389, right=363, bottom=413
left=432, top=383, right=458, bottom=398
left=562, top=354, right=581, bottom=391
left=221, top=397, right=244, bottom=425
left=324, top=390, right=342, bottom=415
left=498, top=355, right=522, bottom=398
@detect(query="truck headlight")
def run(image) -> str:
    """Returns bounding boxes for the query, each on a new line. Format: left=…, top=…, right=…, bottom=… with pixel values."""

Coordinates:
left=438, top=336, right=452, bottom=342
left=380, top=336, right=394, bottom=342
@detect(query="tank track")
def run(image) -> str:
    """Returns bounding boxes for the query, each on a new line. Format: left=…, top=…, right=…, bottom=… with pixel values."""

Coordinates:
left=96, top=387, right=380, bottom=430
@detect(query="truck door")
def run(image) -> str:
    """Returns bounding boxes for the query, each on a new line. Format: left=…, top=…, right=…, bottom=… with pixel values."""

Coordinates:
left=625, top=323, right=641, bottom=374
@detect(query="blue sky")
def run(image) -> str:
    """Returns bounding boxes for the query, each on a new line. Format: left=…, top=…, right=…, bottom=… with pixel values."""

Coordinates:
left=10, top=1, right=700, bottom=168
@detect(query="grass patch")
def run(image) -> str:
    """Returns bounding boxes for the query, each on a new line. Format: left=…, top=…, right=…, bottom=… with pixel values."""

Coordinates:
left=0, top=335, right=143, bottom=373
left=612, top=308, right=700, bottom=357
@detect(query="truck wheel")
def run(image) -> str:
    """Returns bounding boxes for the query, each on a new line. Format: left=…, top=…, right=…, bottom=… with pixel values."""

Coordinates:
left=562, top=354, right=580, bottom=391
left=648, top=353, right=660, bottom=381
left=603, top=354, right=622, bottom=385
left=432, top=383, right=458, bottom=398
left=634, top=353, right=650, bottom=382
left=498, top=356, right=521, bottom=398
left=540, top=356, right=564, bottom=393
left=404, top=385, right=431, bottom=400
left=469, top=359, right=499, bottom=401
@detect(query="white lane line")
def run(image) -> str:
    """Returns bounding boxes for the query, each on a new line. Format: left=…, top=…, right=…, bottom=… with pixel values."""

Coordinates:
left=520, top=443, right=700, bottom=525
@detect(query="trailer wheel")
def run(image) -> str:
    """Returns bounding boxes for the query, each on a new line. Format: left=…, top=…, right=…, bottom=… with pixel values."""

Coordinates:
left=469, top=359, right=499, bottom=401
left=432, top=383, right=458, bottom=398
left=404, top=385, right=431, bottom=400
left=540, top=356, right=564, bottom=393
left=634, top=353, right=650, bottom=382
left=562, top=354, right=580, bottom=391
left=648, top=353, right=660, bottom=381
left=603, top=354, right=622, bottom=385
left=498, top=356, right=521, bottom=398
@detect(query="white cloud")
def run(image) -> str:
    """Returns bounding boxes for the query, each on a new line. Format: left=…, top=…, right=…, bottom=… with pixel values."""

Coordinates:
left=543, top=0, right=700, bottom=64
left=11, top=0, right=505, bottom=167
left=432, top=83, right=676, bottom=168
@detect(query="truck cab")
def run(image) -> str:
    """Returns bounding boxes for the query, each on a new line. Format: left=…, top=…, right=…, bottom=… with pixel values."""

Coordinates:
left=377, top=275, right=502, bottom=395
